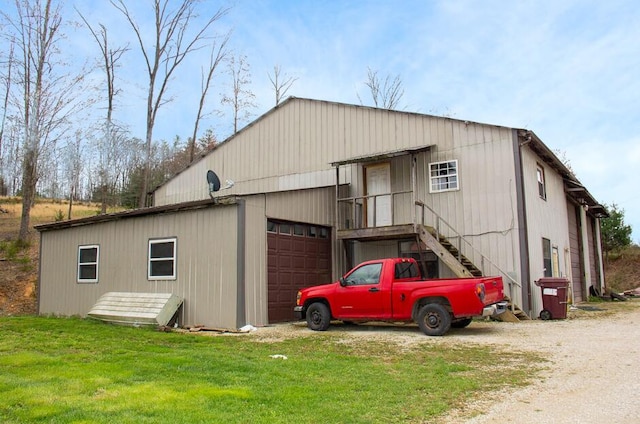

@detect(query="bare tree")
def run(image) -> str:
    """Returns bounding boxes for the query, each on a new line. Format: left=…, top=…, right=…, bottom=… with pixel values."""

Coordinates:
left=189, top=34, right=229, bottom=163
left=111, top=0, right=230, bottom=208
left=77, top=10, right=129, bottom=213
left=0, top=43, right=14, bottom=196
left=268, top=64, right=298, bottom=106
left=64, top=131, right=83, bottom=219
left=358, top=67, right=404, bottom=109
left=2, top=0, right=89, bottom=242
left=221, top=54, right=256, bottom=134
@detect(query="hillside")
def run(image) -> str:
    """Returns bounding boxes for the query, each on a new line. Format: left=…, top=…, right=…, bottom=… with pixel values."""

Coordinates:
left=0, top=197, right=121, bottom=315
left=1, top=196, right=639, bottom=315
left=605, top=245, right=640, bottom=293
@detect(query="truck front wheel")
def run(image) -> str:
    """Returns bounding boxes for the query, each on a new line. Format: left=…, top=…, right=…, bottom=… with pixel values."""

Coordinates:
left=417, top=304, right=452, bottom=336
left=306, top=302, right=331, bottom=331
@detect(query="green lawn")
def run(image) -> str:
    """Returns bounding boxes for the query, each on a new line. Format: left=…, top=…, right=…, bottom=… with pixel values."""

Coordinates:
left=0, top=317, right=541, bottom=423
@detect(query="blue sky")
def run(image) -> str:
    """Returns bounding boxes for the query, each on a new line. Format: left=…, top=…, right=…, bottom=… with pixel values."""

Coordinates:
left=65, top=0, right=640, bottom=240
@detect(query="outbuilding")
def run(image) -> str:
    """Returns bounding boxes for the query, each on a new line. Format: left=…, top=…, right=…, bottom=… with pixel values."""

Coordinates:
left=36, top=98, right=607, bottom=328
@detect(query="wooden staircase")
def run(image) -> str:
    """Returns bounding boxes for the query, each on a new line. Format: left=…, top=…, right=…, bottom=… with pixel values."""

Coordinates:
left=496, top=296, right=531, bottom=321
left=417, top=225, right=530, bottom=321
left=417, top=226, right=481, bottom=278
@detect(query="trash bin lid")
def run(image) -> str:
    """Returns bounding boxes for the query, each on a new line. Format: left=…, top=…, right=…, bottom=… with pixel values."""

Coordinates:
left=535, top=277, right=570, bottom=288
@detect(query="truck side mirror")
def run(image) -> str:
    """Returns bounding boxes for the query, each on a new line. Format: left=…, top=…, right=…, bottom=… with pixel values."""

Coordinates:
left=339, top=277, right=347, bottom=287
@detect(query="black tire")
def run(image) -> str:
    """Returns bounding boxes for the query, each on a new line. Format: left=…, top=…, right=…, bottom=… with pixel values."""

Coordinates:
left=539, top=309, right=552, bottom=320
left=306, top=302, right=331, bottom=331
left=417, top=303, right=452, bottom=336
left=451, top=317, right=473, bottom=329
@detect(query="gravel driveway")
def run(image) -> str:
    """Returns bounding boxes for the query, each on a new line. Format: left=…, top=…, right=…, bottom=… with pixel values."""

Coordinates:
left=440, top=301, right=640, bottom=423
left=250, top=300, right=640, bottom=423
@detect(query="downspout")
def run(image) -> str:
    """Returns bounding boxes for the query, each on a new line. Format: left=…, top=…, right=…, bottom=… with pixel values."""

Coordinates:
left=236, top=199, right=246, bottom=328
left=335, top=165, right=341, bottom=276
left=411, top=154, right=417, bottom=231
left=512, top=129, right=532, bottom=314
left=594, top=217, right=606, bottom=293
left=579, top=206, right=592, bottom=298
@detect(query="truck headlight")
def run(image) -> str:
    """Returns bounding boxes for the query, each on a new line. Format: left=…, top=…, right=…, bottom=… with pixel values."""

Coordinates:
left=296, top=291, right=302, bottom=306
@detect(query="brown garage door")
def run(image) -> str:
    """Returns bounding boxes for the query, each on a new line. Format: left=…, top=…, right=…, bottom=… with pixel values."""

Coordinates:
left=567, top=201, right=584, bottom=303
left=267, top=220, right=332, bottom=323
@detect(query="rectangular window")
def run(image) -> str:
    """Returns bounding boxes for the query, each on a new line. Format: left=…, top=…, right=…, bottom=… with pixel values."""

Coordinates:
left=293, top=224, right=305, bottom=236
left=279, top=223, right=291, bottom=235
left=429, top=160, right=459, bottom=193
left=148, top=238, right=177, bottom=280
left=77, top=245, right=99, bottom=283
left=267, top=220, right=277, bottom=233
left=537, top=164, right=547, bottom=200
left=399, top=240, right=438, bottom=278
left=542, top=238, right=552, bottom=277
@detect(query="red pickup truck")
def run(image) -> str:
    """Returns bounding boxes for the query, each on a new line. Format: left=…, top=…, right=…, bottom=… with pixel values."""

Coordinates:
left=294, top=258, right=507, bottom=336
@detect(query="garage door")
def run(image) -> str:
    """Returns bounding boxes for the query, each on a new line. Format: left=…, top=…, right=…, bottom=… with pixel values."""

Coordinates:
left=567, top=201, right=584, bottom=303
left=267, top=220, right=332, bottom=323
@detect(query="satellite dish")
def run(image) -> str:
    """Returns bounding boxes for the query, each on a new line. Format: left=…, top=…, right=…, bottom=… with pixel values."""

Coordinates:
left=206, top=170, right=221, bottom=193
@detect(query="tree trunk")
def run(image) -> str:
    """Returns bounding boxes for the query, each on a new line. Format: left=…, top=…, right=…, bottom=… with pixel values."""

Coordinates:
left=67, top=185, right=74, bottom=220
left=18, top=150, right=37, bottom=242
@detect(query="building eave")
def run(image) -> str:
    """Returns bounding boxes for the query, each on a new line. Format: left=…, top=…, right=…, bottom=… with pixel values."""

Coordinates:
left=35, top=196, right=238, bottom=232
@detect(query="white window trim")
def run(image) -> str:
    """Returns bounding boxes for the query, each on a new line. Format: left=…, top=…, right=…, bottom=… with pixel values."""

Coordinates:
left=77, top=245, right=99, bottom=283
left=537, top=164, right=547, bottom=200
left=148, top=237, right=177, bottom=280
left=429, top=159, right=459, bottom=193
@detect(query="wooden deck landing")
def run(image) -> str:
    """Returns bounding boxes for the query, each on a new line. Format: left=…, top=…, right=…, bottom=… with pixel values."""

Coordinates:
left=337, top=224, right=417, bottom=241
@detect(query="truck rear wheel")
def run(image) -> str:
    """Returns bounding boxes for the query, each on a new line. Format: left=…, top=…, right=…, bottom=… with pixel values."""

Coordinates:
left=306, top=302, right=331, bottom=331
left=417, top=304, right=451, bottom=336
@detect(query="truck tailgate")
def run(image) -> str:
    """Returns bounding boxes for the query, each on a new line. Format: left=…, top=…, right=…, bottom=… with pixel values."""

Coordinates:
left=478, top=276, right=504, bottom=305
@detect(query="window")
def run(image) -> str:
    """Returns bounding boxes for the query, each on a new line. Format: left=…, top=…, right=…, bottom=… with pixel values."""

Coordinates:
left=279, top=224, right=291, bottom=235
left=148, top=238, right=177, bottom=280
left=293, top=224, right=305, bottom=236
left=77, top=245, right=99, bottom=283
left=537, top=164, right=546, bottom=200
left=345, top=263, right=382, bottom=285
left=542, top=238, right=552, bottom=277
left=395, top=261, right=420, bottom=279
left=429, top=160, right=459, bottom=193
left=399, top=240, right=439, bottom=278
left=267, top=220, right=277, bottom=233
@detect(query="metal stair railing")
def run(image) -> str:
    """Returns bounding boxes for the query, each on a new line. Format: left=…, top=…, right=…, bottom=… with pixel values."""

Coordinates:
left=415, top=200, right=522, bottom=305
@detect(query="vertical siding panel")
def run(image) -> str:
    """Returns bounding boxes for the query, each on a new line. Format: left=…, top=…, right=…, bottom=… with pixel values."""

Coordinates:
left=39, top=205, right=240, bottom=328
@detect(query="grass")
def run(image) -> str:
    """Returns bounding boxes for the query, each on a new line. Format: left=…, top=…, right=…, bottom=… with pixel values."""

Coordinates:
left=0, top=317, right=543, bottom=423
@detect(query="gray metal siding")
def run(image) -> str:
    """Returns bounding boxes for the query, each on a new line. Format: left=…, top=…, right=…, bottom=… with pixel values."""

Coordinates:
left=157, top=100, right=522, bottom=291
left=155, top=100, right=453, bottom=206
left=520, top=146, right=571, bottom=315
left=39, top=205, right=239, bottom=328
left=242, top=195, right=268, bottom=326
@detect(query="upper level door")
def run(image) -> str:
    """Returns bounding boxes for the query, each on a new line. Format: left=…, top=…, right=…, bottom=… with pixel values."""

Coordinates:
left=365, top=163, right=391, bottom=227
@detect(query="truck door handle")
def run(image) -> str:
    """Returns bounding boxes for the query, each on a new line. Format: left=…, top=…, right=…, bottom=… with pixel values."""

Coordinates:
left=369, top=287, right=379, bottom=293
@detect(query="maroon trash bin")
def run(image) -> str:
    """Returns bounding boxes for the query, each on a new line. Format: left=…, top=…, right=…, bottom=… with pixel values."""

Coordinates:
left=535, top=278, right=569, bottom=320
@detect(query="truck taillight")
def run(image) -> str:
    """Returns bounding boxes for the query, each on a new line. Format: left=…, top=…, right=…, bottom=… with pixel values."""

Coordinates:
left=296, top=291, right=302, bottom=306
left=475, top=283, right=486, bottom=302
